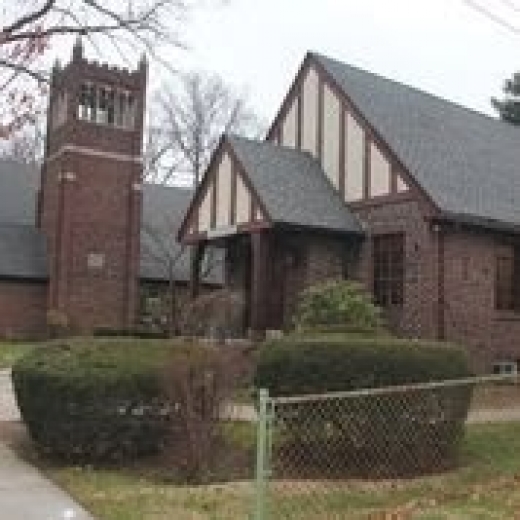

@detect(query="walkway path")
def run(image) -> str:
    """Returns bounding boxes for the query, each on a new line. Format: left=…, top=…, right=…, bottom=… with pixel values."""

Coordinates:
left=0, top=371, right=95, bottom=520
left=0, top=442, right=95, bottom=520
left=0, top=370, right=20, bottom=422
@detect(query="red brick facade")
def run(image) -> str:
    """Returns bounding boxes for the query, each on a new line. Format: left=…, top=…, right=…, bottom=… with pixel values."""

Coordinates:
left=222, top=187, right=520, bottom=371
left=0, top=281, right=47, bottom=339
left=353, top=195, right=440, bottom=341
left=38, top=42, right=146, bottom=333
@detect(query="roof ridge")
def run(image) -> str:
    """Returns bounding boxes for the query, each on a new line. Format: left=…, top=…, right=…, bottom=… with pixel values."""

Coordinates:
left=143, top=182, right=193, bottom=192
left=310, top=51, right=520, bottom=134
left=227, top=133, right=320, bottom=162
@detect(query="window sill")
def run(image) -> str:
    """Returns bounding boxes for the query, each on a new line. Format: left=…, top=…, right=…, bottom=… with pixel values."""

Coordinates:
left=76, top=118, right=135, bottom=132
left=494, top=310, right=520, bottom=322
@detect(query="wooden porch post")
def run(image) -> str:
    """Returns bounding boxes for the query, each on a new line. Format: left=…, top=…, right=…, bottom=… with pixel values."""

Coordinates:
left=190, top=243, right=205, bottom=299
left=250, top=231, right=270, bottom=339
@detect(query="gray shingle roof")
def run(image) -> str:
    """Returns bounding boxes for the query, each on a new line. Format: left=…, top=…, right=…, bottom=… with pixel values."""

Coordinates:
left=0, top=160, right=46, bottom=280
left=0, top=159, right=222, bottom=284
left=228, top=135, right=362, bottom=234
left=313, top=52, right=520, bottom=231
left=0, top=159, right=40, bottom=225
left=0, top=224, right=47, bottom=280
left=140, top=183, right=223, bottom=284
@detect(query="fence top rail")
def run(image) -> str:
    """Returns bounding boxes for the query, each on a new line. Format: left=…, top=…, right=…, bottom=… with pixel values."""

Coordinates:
left=269, top=374, right=519, bottom=405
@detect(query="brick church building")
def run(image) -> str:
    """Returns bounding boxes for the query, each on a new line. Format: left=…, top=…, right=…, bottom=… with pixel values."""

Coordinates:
left=0, top=40, right=220, bottom=338
left=2, top=44, right=520, bottom=371
left=181, top=52, right=520, bottom=372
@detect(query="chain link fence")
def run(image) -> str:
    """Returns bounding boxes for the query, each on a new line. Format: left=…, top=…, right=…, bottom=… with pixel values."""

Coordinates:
left=253, top=374, right=520, bottom=519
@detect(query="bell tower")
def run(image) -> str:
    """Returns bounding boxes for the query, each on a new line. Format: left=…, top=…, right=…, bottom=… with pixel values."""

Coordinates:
left=39, top=39, right=147, bottom=332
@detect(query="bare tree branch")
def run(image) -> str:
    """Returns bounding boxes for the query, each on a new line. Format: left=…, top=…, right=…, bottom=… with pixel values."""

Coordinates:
left=147, top=70, right=265, bottom=186
left=1, top=0, right=191, bottom=137
left=2, top=0, right=56, bottom=35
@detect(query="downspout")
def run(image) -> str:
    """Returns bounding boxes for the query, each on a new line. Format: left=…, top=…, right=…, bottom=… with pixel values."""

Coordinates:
left=436, top=223, right=446, bottom=341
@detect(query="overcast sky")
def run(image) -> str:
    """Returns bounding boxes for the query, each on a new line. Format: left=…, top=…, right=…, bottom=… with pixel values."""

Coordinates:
left=33, top=0, right=520, bottom=125
left=157, top=0, right=520, bottom=123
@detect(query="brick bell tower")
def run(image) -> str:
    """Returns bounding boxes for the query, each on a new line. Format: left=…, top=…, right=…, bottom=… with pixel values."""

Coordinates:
left=38, top=39, right=147, bottom=332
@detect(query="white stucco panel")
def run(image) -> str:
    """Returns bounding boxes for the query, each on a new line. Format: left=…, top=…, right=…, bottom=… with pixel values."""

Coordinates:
left=322, top=83, right=341, bottom=188
left=369, top=142, right=391, bottom=197
left=397, top=174, right=409, bottom=192
left=235, top=172, right=251, bottom=224
left=255, top=206, right=265, bottom=222
left=281, top=97, right=298, bottom=149
left=198, top=181, right=213, bottom=232
left=345, top=113, right=364, bottom=201
left=302, top=67, right=319, bottom=157
left=216, top=152, right=232, bottom=227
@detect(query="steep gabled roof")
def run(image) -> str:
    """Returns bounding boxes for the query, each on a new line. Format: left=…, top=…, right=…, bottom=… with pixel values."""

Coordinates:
left=0, top=224, right=47, bottom=280
left=140, top=183, right=223, bottom=284
left=312, top=52, right=520, bottom=231
left=0, top=159, right=40, bottom=225
left=228, top=135, right=362, bottom=234
left=0, top=160, right=46, bottom=280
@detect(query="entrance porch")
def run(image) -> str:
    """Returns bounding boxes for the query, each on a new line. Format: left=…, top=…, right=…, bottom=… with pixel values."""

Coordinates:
left=190, top=227, right=362, bottom=337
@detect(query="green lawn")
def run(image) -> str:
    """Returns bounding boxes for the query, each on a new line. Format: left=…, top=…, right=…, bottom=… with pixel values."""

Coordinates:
left=0, top=342, right=34, bottom=369
left=43, top=422, right=520, bottom=520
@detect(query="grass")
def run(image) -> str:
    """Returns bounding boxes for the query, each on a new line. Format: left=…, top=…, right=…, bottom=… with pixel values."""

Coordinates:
left=41, top=422, right=520, bottom=520
left=0, top=342, right=35, bottom=369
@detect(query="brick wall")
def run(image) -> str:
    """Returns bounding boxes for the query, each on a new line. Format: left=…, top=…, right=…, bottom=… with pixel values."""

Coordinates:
left=40, top=151, right=141, bottom=333
left=442, top=229, right=520, bottom=371
left=39, top=50, right=145, bottom=334
left=222, top=195, right=520, bottom=371
left=224, top=231, right=354, bottom=331
left=284, top=233, right=350, bottom=328
left=0, top=280, right=48, bottom=339
left=353, top=197, right=439, bottom=340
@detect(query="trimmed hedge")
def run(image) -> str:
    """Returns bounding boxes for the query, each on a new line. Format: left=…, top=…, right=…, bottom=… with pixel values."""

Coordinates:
left=254, top=335, right=472, bottom=396
left=255, top=335, right=474, bottom=478
left=12, top=339, right=179, bottom=462
left=93, top=328, right=169, bottom=339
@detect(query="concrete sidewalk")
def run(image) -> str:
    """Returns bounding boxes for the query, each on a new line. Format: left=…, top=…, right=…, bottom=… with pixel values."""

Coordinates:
left=0, top=370, right=20, bottom=422
left=0, top=371, right=95, bottom=519
left=0, top=442, right=95, bottom=520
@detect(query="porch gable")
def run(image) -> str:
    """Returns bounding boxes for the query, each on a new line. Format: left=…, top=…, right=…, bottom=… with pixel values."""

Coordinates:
left=179, top=138, right=271, bottom=244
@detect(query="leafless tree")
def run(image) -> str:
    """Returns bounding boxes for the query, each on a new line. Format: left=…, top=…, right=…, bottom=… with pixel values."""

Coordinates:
left=0, top=0, right=191, bottom=137
left=146, top=70, right=264, bottom=185
left=0, top=112, right=46, bottom=164
left=140, top=214, right=187, bottom=335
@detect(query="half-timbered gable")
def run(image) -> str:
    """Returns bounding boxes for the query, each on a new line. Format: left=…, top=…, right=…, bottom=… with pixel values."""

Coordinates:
left=267, top=54, right=411, bottom=204
left=180, top=50, right=520, bottom=370
left=180, top=140, right=270, bottom=244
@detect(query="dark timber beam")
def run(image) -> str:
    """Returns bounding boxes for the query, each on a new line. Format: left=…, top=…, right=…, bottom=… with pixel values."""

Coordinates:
left=190, top=242, right=205, bottom=299
left=250, top=231, right=270, bottom=339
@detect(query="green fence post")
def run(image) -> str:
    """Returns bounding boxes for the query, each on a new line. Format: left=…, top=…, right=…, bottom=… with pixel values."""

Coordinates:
left=254, top=388, right=269, bottom=520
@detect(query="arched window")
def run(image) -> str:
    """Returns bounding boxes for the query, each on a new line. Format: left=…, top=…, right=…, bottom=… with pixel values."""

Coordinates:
left=78, top=83, right=89, bottom=120
left=97, top=87, right=108, bottom=124
left=88, top=84, right=96, bottom=122
left=77, top=83, right=135, bottom=129
left=124, top=94, right=135, bottom=129
left=116, top=91, right=126, bottom=127
left=107, top=90, right=115, bottom=125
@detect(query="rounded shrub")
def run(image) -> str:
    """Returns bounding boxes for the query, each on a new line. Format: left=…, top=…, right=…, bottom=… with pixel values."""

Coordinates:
left=293, top=280, right=382, bottom=333
left=255, top=336, right=474, bottom=478
left=255, top=336, right=472, bottom=395
left=12, top=339, right=176, bottom=462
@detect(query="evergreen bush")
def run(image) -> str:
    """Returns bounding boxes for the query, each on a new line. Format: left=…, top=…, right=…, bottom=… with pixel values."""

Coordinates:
left=293, top=280, right=382, bottom=333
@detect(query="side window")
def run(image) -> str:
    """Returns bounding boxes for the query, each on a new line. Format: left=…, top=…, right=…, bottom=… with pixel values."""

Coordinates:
left=373, top=234, right=405, bottom=307
left=495, top=244, right=520, bottom=312
left=77, top=83, right=135, bottom=129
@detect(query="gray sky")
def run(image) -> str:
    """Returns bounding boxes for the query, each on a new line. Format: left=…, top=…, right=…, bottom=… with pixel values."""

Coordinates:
left=166, top=0, right=520, bottom=123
